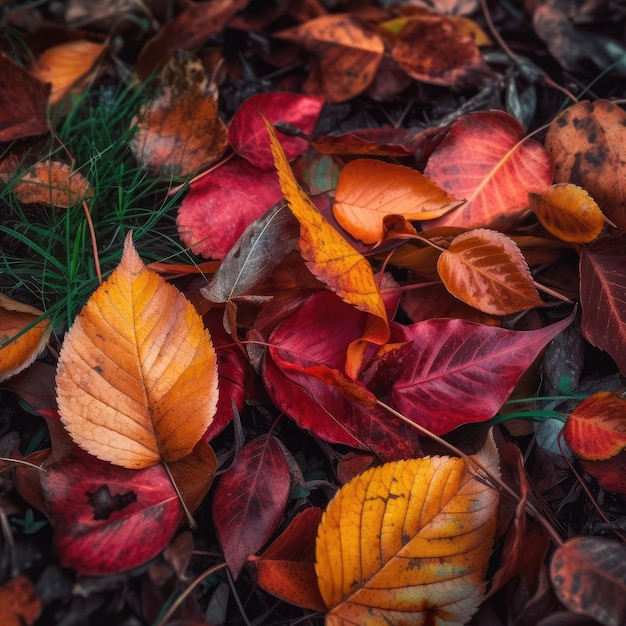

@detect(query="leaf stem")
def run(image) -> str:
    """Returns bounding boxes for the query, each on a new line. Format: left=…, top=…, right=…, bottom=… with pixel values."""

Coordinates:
left=161, top=459, right=197, bottom=530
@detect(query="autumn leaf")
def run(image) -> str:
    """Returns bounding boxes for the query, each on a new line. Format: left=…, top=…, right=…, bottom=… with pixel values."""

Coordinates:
left=529, top=183, right=607, bottom=243
left=56, top=232, right=218, bottom=469
left=131, top=52, right=228, bottom=177
left=0, top=294, right=51, bottom=383
left=0, top=576, right=41, bottom=626
left=333, top=158, right=462, bottom=244
left=437, top=229, right=543, bottom=315
left=263, top=116, right=389, bottom=376
left=424, top=110, right=553, bottom=230
left=315, top=434, right=500, bottom=624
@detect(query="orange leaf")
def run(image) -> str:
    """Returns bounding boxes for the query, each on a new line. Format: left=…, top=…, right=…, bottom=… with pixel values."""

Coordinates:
left=32, top=40, right=106, bottom=106
left=130, top=52, right=228, bottom=177
left=0, top=576, right=41, bottom=626
left=263, top=116, right=389, bottom=377
left=0, top=294, right=51, bottom=383
left=275, top=15, right=384, bottom=103
left=56, top=232, right=218, bottom=469
left=315, top=434, right=500, bottom=623
left=563, top=391, right=626, bottom=461
left=10, top=160, right=93, bottom=208
left=529, top=183, right=607, bottom=243
left=333, top=159, right=462, bottom=244
left=438, top=229, right=543, bottom=315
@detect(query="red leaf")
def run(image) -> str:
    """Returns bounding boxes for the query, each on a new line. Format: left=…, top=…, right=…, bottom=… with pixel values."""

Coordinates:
left=424, top=110, right=553, bottom=230
left=212, top=434, right=290, bottom=579
left=254, top=507, right=326, bottom=611
left=41, top=450, right=183, bottom=575
left=263, top=291, right=422, bottom=459
left=229, top=92, right=324, bottom=170
left=580, top=234, right=626, bottom=376
left=176, top=159, right=283, bottom=259
left=366, top=314, right=573, bottom=435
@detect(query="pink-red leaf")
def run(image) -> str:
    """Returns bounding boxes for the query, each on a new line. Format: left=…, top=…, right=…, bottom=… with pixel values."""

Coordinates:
left=212, top=434, right=290, bottom=579
left=229, top=92, right=324, bottom=170
left=580, top=234, right=626, bottom=376
left=424, top=110, right=553, bottom=230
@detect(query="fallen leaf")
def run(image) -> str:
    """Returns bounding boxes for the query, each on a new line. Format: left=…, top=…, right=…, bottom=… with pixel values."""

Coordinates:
left=212, top=434, right=291, bottom=579
left=579, top=234, right=626, bottom=376
left=0, top=576, right=41, bottom=626
left=578, top=451, right=626, bottom=494
left=275, top=14, right=384, bottom=103
left=264, top=116, right=389, bottom=376
left=0, top=294, right=51, bottom=383
left=9, top=160, right=94, bottom=208
left=56, top=232, right=218, bottom=469
left=392, top=14, right=495, bottom=88
left=176, top=159, right=284, bottom=259
left=437, top=229, right=544, bottom=315
left=563, top=391, right=626, bottom=461
left=131, top=52, right=228, bottom=177
left=550, top=536, right=626, bottom=626
left=254, top=507, right=326, bottom=611
left=424, top=110, right=553, bottom=230
left=229, top=92, right=324, bottom=170
left=32, top=40, right=106, bottom=106
left=315, top=434, right=500, bottom=623
left=0, top=53, right=50, bottom=142
left=545, top=99, right=626, bottom=232
left=529, top=183, right=607, bottom=243
left=333, top=158, right=461, bottom=244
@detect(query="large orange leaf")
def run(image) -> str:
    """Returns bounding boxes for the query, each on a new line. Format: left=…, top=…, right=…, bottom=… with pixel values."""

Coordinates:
left=0, top=294, right=51, bottom=383
left=529, top=183, right=606, bottom=243
left=424, top=110, right=553, bottom=230
left=437, top=229, right=543, bottom=315
left=56, top=232, right=218, bottom=469
left=333, top=159, right=461, bottom=244
left=264, top=116, right=389, bottom=376
left=315, top=434, right=500, bottom=624
left=563, top=391, right=626, bottom=461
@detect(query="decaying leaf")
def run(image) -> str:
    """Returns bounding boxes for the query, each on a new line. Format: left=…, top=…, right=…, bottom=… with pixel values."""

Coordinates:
left=315, top=434, right=500, bottom=624
left=0, top=294, right=51, bottom=383
left=131, top=52, right=228, bottom=177
left=56, top=232, right=218, bottom=469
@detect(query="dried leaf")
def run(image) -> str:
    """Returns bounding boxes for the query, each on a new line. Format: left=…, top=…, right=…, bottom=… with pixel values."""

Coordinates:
left=333, top=159, right=461, bottom=244
left=424, top=110, right=553, bottom=230
left=0, top=576, right=41, bottom=626
left=529, top=183, right=606, bottom=243
left=131, top=52, right=228, bottom=177
left=56, top=232, right=218, bottom=469
left=315, top=435, right=500, bottom=624
left=0, top=294, right=51, bottom=383
left=437, top=229, right=543, bottom=315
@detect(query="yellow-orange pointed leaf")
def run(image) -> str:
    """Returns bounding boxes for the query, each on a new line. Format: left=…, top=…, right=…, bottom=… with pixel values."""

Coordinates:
left=529, top=183, right=606, bottom=243
left=264, top=116, right=389, bottom=376
left=0, top=295, right=51, bottom=383
left=316, top=436, right=500, bottom=625
left=333, top=159, right=462, bottom=244
left=438, top=229, right=543, bottom=315
left=56, top=233, right=218, bottom=469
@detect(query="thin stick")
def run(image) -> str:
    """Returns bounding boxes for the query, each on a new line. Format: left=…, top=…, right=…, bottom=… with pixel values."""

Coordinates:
left=161, top=459, right=197, bottom=530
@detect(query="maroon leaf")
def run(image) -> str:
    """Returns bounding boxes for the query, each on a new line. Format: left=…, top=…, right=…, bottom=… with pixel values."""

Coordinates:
left=212, top=434, right=290, bottom=579
left=580, top=234, right=626, bottom=376
left=365, top=313, right=573, bottom=435
left=41, top=450, right=182, bottom=575
left=176, top=159, right=283, bottom=259
left=229, top=92, right=324, bottom=170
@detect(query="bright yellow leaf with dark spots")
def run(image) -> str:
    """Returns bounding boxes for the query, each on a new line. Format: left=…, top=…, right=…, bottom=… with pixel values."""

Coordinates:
left=316, top=435, right=500, bottom=625
left=263, top=116, right=389, bottom=377
left=56, top=232, right=218, bottom=469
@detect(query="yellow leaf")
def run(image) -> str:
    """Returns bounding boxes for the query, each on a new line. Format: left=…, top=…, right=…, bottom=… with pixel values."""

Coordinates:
left=56, top=232, right=218, bottom=469
left=0, top=295, right=51, bottom=383
left=529, top=183, right=607, bottom=243
left=316, top=436, right=500, bottom=625
left=263, top=115, right=389, bottom=377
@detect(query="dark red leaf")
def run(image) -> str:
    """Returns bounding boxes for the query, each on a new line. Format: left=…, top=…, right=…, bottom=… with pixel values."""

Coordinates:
left=212, top=434, right=290, bottom=579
